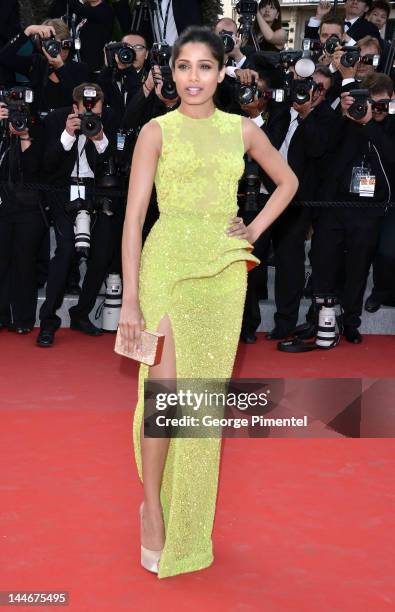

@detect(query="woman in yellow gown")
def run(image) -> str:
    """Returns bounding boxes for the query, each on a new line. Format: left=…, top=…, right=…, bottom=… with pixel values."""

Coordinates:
left=119, top=26, right=298, bottom=579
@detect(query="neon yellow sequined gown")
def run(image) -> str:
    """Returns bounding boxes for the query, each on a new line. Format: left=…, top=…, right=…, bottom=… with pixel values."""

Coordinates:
left=133, top=108, right=259, bottom=578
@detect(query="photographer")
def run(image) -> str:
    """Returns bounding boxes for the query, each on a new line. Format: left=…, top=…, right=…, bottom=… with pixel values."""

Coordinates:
left=37, top=83, right=116, bottom=347
left=367, top=0, right=391, bottom=40
left=311, top=77, right=393, bottom=343
left=0, top=19, right=89, bottom=113
left=263, top=69, right=341, bottom=340
left=98, top=32, right=149, bottom=122
left=0, top=96, right=46, bottom=333
left=305, top=0, right=380, bottom=45
left=252, top=0, right=287, bottom=52
left=235, top=68, right=281, bottom=342
left=123, top=62, right=180, bottom=131
left=48, top=0, right=114, bottom=74
left=361, top=73, right=395, bottom=313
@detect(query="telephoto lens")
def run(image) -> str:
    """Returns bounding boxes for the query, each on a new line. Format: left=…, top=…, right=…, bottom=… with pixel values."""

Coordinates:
left=315, top=297, right=338, bottom=349
left=102, top=273, right=123, bottom=332
left=74, top=210, right=91, bottom=258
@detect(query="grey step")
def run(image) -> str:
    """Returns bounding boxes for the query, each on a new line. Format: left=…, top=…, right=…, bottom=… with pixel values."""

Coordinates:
left=36, top=233, right=395, bottom=333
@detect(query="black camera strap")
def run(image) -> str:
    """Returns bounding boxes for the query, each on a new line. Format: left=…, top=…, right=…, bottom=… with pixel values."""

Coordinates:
left=158, top=0, right=172, bottom=42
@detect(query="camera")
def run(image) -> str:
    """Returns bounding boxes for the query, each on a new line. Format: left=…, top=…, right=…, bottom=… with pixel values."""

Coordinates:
left=42, top=36, right=75, bottom=58
left=286, top=77, right=314, bottom=105
left=104, top=42, right=136, bottom=69
left=347, top=88, right=369, bottom=120
left=78, top=87, right=102, bottom=138
left=235, top=1, right=258, bottom=15
left=236, top=80, right=284, bottom=105
left=324, top=34, right=341, bottom=56
left=340, top=46, right=360, bottom=68
left=150, top=43, right=178, bottom=100
left=218, top=30, right=235, bottom=54
left=303, top=35, right=341, bottom=56
left=371, top=99, right=395, bottom=114
left=0, top=87, right=34, bottom=133
left=359, top=53, right=380, bottom=67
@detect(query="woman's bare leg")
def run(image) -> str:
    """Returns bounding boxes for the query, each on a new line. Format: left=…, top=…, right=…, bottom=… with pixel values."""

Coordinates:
left=140, top=314, right=175, bottom=551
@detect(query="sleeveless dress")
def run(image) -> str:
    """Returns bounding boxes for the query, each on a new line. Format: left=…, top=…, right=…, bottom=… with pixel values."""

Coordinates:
left=133, top=108, right=260, bottom=578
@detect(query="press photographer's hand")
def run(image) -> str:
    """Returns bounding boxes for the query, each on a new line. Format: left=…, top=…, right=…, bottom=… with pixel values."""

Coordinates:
left=235, top=68, right=260, bottom=86
left=65, top=112, right=81, bottom=136
left=24, top=24, right=55, bottom=39
left=333, top=44, right=357, bottom=79
left=42, top=45, right=64, bottom=70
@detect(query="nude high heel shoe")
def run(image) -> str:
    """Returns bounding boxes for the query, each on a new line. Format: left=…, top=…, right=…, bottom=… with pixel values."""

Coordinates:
left=140, top=503, right=163, bottom=574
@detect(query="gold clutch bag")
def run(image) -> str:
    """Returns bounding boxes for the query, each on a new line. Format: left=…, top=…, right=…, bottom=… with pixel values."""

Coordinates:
left=114, top=328, right=165, bottom=366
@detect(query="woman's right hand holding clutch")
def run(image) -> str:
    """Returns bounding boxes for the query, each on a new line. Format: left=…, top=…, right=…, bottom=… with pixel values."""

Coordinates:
left=119, top=301, right=146, bottom=353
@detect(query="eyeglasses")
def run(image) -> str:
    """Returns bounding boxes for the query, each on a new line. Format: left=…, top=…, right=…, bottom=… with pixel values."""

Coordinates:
left=129, top=44, right=146, bottom=51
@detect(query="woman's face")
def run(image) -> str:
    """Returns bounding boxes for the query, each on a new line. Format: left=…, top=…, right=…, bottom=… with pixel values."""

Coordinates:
left=173, top=42, right=225, bottom=106
left=259, top=3, right=279, bottom=24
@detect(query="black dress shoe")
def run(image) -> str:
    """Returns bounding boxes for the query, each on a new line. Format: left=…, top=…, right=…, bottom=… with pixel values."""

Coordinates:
left=36, top=329, right=55, bottom=347
left=266, top=328, right=292, bottom=340
left=241, top=333, right=257, bottom=344
left=343, top=326, right=362, bottom=344
left=13, top=326, right=33, bottom=334
left=292, top=321, right=317, bottom=340
left=70, top=318, right=103, bottom=336
left=364, top=294, right=381, bottom=313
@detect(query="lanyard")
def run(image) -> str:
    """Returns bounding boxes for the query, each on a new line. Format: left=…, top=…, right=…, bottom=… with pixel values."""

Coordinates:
left=158, top=0, right=172, bottom=41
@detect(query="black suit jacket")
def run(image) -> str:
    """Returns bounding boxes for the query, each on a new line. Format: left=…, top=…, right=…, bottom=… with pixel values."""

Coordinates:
left=264, top=100, right=341, bottom=201
left=98, top=66, right=142, bottom=126
left=43, top=106, right=116, bottom=190
left=305, top=16, right=380, bottom=43
left=321, top=117, right=393, bottom=214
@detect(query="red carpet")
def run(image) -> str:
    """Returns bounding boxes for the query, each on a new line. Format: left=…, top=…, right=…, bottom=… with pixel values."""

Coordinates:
left=0, top=331, right=394, bottom=611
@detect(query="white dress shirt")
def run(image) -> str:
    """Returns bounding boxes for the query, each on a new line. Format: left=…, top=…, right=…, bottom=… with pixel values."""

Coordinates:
left=160, top=0, right=178, bottom=45
left=60, top=130, right=109, bottom=179
left=279, top=107, right=299, bottom=161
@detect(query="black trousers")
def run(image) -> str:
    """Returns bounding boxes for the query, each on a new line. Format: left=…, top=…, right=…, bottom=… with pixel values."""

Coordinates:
left=312, top=209, right=382, bottom=329
left=0, top=208, right=46, bottom=327
left=270, top=206, right=312, bottom=334
left=39, top=199, right=115, bottom=331
left=370, top=209, right=395, bottom=303
left=240, top=205, right=272, bottom=336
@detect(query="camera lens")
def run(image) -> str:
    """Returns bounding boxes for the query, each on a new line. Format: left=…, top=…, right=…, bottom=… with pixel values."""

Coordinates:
left=219, top=32, right=235, bottom=54
left=117, top=46, right=136, bottom=65
left=44, top=39, right=61, bottom=58
left=80, top=113, right=102, bottom=137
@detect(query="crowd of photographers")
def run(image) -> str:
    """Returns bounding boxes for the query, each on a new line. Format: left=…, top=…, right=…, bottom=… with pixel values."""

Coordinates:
left=0, top=0, right=394, bottom=350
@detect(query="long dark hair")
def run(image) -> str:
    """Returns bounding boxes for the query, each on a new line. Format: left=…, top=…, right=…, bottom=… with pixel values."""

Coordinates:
left=254, top=0, right=283, bottom=36
left=171, top=26, right=225, bottom=70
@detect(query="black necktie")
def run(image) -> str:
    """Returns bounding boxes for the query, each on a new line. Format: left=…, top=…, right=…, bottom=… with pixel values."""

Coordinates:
left=344, top=20, right=352, bottom=29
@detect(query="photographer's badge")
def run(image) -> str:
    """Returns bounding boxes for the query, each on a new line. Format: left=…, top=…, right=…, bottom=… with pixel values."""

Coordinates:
left=350, top=166, right=364, bottom=194
left=359, top=174, right=376, bottom=198
left=117, top=132, right=126, bottom=151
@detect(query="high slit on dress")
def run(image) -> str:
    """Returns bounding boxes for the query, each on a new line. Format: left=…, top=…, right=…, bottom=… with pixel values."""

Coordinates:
left=132, top=109, right=260, bottom=578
